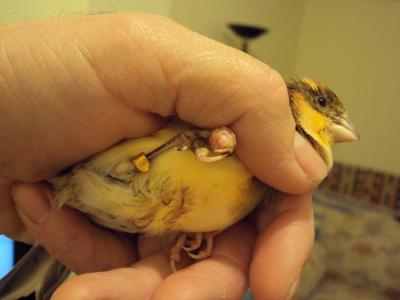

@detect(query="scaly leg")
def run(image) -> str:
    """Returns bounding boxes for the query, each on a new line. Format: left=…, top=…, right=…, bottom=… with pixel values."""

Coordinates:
left=182, top=233, right=203, bottom=252
left=169, top=232, right=218, bottom=271
left=186, top=232, right=216, bottom=260
left=132, top=127, right=237, bottom=172
left=170, top=233, right=187, bottom=272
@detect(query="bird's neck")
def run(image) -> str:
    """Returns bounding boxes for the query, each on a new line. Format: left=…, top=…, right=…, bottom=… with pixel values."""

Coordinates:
left=290, top=92, right=333, bottom=168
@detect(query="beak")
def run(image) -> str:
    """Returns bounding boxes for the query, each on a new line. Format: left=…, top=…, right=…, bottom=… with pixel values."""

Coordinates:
left=329, top=116, right=359, bottom=143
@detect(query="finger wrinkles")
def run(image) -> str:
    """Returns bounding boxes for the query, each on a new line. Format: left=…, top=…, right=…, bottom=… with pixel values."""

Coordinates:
left=152, top=221, right=256, bottom=300
left=251, top=194, right=314, bottom=300
left=36, top=208, right=138, bottom=273
left=52, top=253, right=174, bottom=300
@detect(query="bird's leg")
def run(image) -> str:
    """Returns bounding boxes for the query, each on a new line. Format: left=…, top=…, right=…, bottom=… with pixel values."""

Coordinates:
left=170, top=233, right=187, bottom=272
left=192, top=127, right=237, bottom=163
left=169, top=231, right=218, bottom=271
left=132, top=127, right=237, bottom=172
left=182, top=233, right=203, bottom=252
left=186, top=232, right=216, bottom=260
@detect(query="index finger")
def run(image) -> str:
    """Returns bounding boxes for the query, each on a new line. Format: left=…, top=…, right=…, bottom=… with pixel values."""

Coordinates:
left=0, top=14, right=326, bottom=194
left=250, top=193, right=314, bottom=300
left=129, top=14, right=327, bottom=193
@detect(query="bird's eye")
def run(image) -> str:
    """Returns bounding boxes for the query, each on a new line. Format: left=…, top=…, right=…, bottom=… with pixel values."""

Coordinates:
left=317, top=96, right=327, bottom=107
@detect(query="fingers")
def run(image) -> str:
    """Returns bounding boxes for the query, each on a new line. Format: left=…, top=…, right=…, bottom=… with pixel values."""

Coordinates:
left=251, top=193, right=314, bottom=300
left=121, top=14, right=326, bottom=193
left=0, top=178, right=32, bottom=242
left=0, top=15, right=166, bottom=181
left=137, top=234, right=169, bottom=259
left=52, top=253, right=174, bottom=300
left=52, top=220, right=256, bottom=300
left=151, top=220, right=257, bottom=300
left=12, top=182, right=138, bottom=273
left=116, top=12, right=327, bottom=194
left=0, top=14, right=325, bottom=194
left=113, top=13, right=327, bottom=193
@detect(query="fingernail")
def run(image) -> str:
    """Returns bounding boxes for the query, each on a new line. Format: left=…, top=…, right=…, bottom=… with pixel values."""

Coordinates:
left=12, top=183, right=52, bottom=224
left=286, top=276, right=300, bottom=300
left=294, top=132, right=328, bottom=182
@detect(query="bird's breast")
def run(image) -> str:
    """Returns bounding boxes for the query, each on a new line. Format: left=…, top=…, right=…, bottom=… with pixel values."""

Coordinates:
left=53, top=128, right=265, bottom=236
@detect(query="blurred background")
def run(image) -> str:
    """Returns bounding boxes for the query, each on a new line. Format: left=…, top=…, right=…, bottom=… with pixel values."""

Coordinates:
left=0, top=1, right=399, bottom=299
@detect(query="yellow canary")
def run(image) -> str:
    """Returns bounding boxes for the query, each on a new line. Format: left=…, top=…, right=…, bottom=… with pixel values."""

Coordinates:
left=0, top=78, right=358, bottom=300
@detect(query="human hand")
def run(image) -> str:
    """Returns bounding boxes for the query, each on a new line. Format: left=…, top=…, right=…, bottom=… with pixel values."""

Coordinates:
left=1, top=13, right=327, bottom=299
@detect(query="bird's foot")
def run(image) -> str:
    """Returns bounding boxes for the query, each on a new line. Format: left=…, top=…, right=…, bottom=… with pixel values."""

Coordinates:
left=170, top=233, right=187, bottom=272
left=170, top=232, right=217, bottom=271
left=191, top=127, right=237, bottom=163
left=182, top=232, right=203, bottom=252
left=185, top=232, right=215, bottom=260
left=133, top=127, right=237, bottom=172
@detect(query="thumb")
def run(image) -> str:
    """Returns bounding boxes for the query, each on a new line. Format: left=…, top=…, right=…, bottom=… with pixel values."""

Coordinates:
left=107, top=14, right=327, bottom=193
left=1, top=13, right=326, bottom=193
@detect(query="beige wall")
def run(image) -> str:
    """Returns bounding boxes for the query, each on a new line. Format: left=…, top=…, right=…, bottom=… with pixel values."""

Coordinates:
left=170, top=0, right=303, bottom=78
left=294, top=0, right=400, bottom=174
left=89, top=0, right=172, bottom=16
left=0, top=0, right=171, bottom=24
left=0, top=0, right=91, bottom=24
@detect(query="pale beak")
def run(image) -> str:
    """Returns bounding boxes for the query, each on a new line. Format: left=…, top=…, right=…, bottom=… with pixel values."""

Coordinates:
left=329, top=116, right=359, bottom=143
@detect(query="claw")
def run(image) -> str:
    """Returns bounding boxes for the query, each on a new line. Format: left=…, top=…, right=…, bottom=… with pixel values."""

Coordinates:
left=194, top=148, right=229, bottom=163
left=169, top=232, right=217, bottom=271
left=182, top=233, right=203, bottom=252
left=186, top=232, right=214, bottom=260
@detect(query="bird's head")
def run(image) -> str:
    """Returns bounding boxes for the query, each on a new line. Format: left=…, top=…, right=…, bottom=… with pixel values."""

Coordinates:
left=288, top=78, right=359, bottom=168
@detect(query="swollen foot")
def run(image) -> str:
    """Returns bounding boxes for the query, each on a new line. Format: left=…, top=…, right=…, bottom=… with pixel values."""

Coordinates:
left=132, top=127, right=237, bottom=173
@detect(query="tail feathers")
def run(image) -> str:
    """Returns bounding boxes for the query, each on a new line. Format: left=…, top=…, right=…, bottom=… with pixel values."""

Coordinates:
left=47, top=174, right=69, bottom=191
left=0, top=244, right=70, bottom=300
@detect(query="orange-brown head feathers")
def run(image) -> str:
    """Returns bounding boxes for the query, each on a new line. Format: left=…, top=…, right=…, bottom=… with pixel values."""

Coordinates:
left=287, top=78, right=358, bottom=168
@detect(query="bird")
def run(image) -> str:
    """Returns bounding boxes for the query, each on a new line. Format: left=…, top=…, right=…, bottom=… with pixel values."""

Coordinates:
left=0, top=78, right=359, bottom=300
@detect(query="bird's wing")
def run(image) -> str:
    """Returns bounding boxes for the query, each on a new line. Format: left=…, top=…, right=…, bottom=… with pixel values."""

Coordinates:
left=0, top=244, right=70, bottom=300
